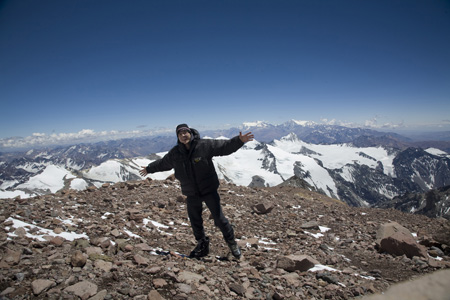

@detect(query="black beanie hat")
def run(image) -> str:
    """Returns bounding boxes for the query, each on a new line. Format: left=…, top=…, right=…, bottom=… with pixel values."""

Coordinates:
left=176, top=124, right=191, bottom=135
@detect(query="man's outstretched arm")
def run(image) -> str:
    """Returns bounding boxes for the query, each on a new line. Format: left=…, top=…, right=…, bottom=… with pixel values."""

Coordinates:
left=209, top=132, right=254, bottom=157
left=139, top=152, right=174, bottom=177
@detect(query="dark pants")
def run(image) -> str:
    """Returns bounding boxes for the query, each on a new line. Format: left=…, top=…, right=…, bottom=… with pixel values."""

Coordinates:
left=186, top=190, right=235, bottom=242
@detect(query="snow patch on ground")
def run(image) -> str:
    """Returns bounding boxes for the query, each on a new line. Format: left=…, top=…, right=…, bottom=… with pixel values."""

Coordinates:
left=6, top=217, right=88, bottom=241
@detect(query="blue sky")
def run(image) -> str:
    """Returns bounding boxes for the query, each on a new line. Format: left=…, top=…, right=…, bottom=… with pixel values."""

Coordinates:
left=1, top=0, right=450, bottom=147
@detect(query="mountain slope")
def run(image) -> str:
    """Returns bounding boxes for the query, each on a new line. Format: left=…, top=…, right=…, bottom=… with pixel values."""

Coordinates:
left=376, top=185, right=450, bottom=219
left=1, top=180, right=449, bottom=298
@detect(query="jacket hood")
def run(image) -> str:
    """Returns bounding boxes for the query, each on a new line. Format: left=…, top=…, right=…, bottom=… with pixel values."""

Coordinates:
left=177, top=128, right=200, bottom=146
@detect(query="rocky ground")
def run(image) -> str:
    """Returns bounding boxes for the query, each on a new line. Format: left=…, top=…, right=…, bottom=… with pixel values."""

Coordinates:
left=1, top=177, right=449, bottom=299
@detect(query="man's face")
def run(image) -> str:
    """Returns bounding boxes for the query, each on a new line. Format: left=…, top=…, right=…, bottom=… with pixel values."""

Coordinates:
left=178, top=130, right=191, bottom=145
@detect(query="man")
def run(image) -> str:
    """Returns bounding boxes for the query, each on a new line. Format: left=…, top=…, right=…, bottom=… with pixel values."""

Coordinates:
left=139, top=124, right=254, bottom=259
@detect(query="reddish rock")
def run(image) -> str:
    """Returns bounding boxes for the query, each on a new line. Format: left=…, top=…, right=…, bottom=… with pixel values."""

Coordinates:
left=376, top=222, right=413, bottom=246
left=152, top=278, right=168, bottom=288
left=277, top=254, right=319, bottom=272
left=252, top=200, right=274, bottom=214
left=50, top=236, right=65, bottom=246
left=71, top=250, right=87, bottom=267
left=380, top=231, right=428, bottom=258
left=134, top=254, right=150, bottom=266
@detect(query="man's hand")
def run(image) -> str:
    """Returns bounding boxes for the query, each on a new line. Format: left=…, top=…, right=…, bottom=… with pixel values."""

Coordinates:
left=139, top=167, right=148, bottom=177
left=239, top=132, right=254, bottom=143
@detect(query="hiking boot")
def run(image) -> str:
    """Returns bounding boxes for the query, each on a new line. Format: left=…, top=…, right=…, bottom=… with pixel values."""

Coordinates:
left=227, top=241, right=241, bottom=258
left=189, top=237, right=210, bottom=258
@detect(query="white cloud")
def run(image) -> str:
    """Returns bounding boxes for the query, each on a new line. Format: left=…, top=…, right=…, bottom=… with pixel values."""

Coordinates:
left=0, top=128, right=170, bottom=150
left=320, top=117, right=404, bottom=130
left=32, top=132, right=46, bottom=137
left=320, top=118, right=355, bottom=127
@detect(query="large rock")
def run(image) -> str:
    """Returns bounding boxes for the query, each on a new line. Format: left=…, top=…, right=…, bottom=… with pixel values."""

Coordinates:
left=380, top=231, right=428, bottom=258
left=376, top=222, right=413, bottom=245
left=248, top=175, right=266, bottom=188
left=252, top=200, right=274, bottom=214
left=277, top=254, right=319, bottom=272
left=377, top=222, right=427, bottom=258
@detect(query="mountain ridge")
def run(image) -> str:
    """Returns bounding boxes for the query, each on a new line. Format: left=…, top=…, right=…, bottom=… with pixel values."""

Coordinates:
left=2, top=120, right=450, bottom=153
left=1, top=122, right=450, bottom=220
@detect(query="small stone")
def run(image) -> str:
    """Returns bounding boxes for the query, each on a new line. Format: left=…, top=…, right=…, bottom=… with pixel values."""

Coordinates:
left=71, top=250, right=87, bottom=267
left=134, top=254, right=150, bottom=266
left=252, top=201, right=274, bottom=214
left=50, top=236, right=65, bottom=246
left=277, top=255, right=319, bottom=272
left=301, top=221, right=320, bottom=230
left=15, top=227, right=27, bottom=237
left=147, top=289, right=165, bottom=300
left=316, top=272, right=339, bottom=284
left=229, top=283, right=246, bottom=296
left=0, top=287, right=15, bottom=296
left=31, top=279, right=56, bottom=295
left=3, top=249, right=21, bottom=265
left=111, top=229, right=121, bottom=237
left=64, top=281, right=98, bottom=298
left=53, top=227, right=64, bottom=234
left=89, top=289, right=108, bottom=300
left=135, top=243, right=153, bottom=251
left=153, top=278, right=168, bottom=288
left=144, top=266, right=162, bottom=274
left=94, top=260, right=113, bottom=272
left=23, top=247, right=33, bottom=255
left=15, top=272, right=25, bottom=282
left=177, top=271, right=204, bottom=283
left=86, top=246, right=103, bottom=256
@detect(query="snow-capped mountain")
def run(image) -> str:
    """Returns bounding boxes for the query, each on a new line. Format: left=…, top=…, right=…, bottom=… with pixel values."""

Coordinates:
left=2, top=132, right=450, bottom=215
left=201, top=119, right=415, bottom=147
left=376, top=185, right=450, bottom=220
left=2, top=121, right=450, bottom=219
left=0, top=136, right=175, bottom=195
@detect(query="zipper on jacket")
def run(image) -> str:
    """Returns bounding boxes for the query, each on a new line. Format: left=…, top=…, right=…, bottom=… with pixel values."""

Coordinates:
left=187, top=141, right=201, bottom=196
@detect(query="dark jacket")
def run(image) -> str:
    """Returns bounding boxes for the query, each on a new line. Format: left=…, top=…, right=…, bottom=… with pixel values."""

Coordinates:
left=146, top=129, right=244, bottom=196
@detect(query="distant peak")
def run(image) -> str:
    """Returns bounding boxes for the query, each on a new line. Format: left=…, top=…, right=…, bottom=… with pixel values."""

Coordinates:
left=280, top=132, right=299, bottom=142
